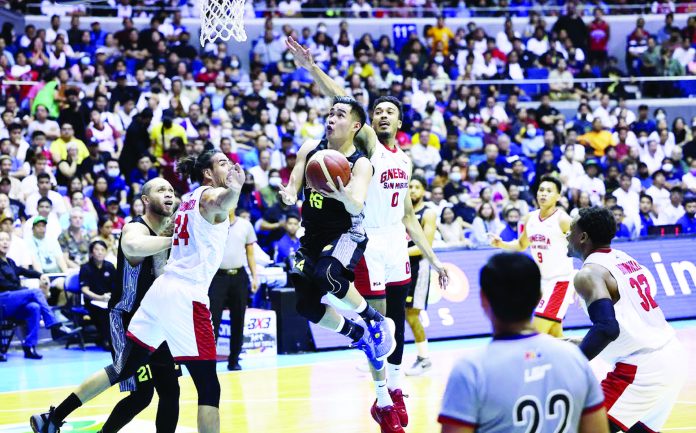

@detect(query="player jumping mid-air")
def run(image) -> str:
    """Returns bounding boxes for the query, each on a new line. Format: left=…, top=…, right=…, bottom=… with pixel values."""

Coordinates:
left=285, top=36, right=448, bottom=433
left=489, top=175, right=575, bottom=337
left=567, top=207, right=686, bottom=433
left=31, top=151, right=246, bottom=433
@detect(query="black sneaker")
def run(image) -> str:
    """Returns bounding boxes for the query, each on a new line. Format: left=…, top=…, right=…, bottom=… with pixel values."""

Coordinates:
left=227, top=362, right=242, bottom=371
left=30, top=406, right=63, bottom=433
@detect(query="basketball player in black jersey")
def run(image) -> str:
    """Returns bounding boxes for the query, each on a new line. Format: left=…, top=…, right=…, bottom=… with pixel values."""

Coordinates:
left=101, top=178, right=181, bottom=433
left=278, top=96, right=396, bottom=366
left=403, top=176, right=438, bottom=377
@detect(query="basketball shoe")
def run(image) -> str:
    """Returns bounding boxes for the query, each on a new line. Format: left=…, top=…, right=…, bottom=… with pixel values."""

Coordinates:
left=351, top=317, right=396, bottom=370
left=30, top=407, right=63, bottom=433
left=405, top=356, right=432, bottom=376
left=389, top=388, right=409, bottom=427
left=370, top=401, right=405, bottom=433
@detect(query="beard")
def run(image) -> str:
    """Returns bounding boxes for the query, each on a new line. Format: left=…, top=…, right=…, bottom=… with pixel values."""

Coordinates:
left=376, top=130, right=392, bottom=143
left=150, top=201, right=173, bottom=217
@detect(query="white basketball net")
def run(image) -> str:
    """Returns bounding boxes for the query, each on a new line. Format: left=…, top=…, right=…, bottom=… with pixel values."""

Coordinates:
left=200, top=0, right=247, bottom=46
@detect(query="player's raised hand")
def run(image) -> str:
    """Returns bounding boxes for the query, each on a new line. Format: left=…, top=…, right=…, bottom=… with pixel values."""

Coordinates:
left=285, top=36, right=314, bottom=70
left=433, top=260, right=450, bottom=290
left=278, top=177, right=298, bottom=205
left=488, top=232, right=503, bottom=248
left=227, top=163, right=246, bottom=190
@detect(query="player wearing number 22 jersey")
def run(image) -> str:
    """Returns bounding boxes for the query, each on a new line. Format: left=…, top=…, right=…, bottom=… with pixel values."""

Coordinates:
left=490, top=176, right=575, bottom=337
left=568, top=207, right=686, bottom=433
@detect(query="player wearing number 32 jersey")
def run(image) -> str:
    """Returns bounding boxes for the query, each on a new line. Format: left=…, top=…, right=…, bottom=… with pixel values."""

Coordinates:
left=567, top=207, right=686, bottom=433
left=490, top=175, right=575, bottom=337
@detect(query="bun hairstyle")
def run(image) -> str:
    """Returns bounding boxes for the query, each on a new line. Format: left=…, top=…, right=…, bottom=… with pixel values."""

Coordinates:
left=177, top=150, right=221, bottom=183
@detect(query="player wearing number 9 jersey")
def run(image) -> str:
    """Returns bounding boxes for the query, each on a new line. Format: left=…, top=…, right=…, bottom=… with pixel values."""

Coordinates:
left=567, top=207, right=686, bottom=433
left=489, top=175, right=575, bottom=337
left=439, top=252, right=609, bottom=433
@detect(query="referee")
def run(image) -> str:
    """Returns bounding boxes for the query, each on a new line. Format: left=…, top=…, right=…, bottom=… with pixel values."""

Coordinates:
left=208, top=207, right=258, bottom=371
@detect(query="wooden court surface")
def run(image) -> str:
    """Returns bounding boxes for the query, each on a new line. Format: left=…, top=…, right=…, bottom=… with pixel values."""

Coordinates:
left=1, top=325, right=695, bottom=433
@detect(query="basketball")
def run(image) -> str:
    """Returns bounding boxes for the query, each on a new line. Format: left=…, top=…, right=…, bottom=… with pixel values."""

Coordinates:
left=305, top=149, right=351, bottom=193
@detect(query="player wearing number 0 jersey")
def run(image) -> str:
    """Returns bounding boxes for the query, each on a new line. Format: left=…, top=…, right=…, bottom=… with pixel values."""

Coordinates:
left=31, top=151, right=246, bottom=433
left=283, top=36, right=449, bottom=433
left=567, top=207, right=686, bottom=433
left=439, top=253, right=609, bottom=433
left=490, top=176, right=575, bottom=337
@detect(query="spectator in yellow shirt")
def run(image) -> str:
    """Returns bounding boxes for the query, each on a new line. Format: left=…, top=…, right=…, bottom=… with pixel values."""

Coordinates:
left=426, top=17, right=455, bottom=55
left=579, top=118, right=615, bottom=156
left=50, top=123, right=89, bottom=165
left=411, top=118, right=442, bottom=150
left=149, top=116, right=187, bottom=159
left=347, top=50, right=375, bottom=79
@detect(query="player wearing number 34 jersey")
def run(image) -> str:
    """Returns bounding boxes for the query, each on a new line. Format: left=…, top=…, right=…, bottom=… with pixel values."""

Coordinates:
left=490, top=176, right=575, bottom=337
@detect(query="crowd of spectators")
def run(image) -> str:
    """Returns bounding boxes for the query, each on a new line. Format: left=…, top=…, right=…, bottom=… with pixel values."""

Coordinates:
left=0, top=3, right=693, bottom=329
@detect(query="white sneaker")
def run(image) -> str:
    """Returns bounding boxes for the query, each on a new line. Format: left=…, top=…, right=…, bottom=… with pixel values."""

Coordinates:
left=405, top=357, right=432, bottom=376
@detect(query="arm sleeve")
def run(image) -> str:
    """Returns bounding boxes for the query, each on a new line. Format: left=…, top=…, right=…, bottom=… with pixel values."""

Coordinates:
left=579, top=298, right=620, bottom=360
left=438, top=358, right=480, bottom=428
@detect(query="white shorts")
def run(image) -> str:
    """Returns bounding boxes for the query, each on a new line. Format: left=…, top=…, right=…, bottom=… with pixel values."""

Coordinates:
left=602, top=337, right=687, bottom=431
left=354, top=226, right=411, bottom=298
left=126, top=273, right=216, bottom=361
left=534, top=274, right=575, bottom=322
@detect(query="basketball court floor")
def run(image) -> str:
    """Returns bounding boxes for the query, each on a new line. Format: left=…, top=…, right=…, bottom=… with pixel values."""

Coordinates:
left=1, top=321, right=695, bottom=433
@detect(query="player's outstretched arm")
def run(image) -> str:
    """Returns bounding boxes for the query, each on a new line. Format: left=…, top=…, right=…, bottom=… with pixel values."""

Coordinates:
left=201, top=163, right=245, bottom=222
left=121, top=222, right=172, bottom=260
left=573, top=265, right=620, bottom=360
left=279, top=140, right=315, bottom=206
left=285, top=36, right=377, bottom=158
left=579, top=407, right=610, bottom=433
left=488, top=214, right=530, bottom=251
left=403, top=190, right=449, bottom=289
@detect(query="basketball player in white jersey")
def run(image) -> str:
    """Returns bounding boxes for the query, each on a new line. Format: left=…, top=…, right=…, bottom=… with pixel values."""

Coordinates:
left=440, top=252, right=609, bottom=433
left=31, top=150, right=246, bottom=433
left=285, top=37, right=448, bottom=433
left=489, top=175, right=575, bottom=337
left=567, top=207, right=686, bottom=433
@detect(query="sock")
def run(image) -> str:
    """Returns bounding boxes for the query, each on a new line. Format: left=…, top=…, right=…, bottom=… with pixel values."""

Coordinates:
left=387, top=363, right=402, bottom=391
left=355, top=299, right=381, bottom=322
left=375, top=379, right=392, bottom=408
left=53, top=393, right=82, bottom=423
left=416, top=341, right=429, bottom=358
left=337, top=316, right=364, bottom=342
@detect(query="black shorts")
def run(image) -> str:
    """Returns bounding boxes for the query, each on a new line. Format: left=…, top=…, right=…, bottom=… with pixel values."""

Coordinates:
left=290, top=231, right=368, bottom=289
left=406, top=256, right=431, bottom=310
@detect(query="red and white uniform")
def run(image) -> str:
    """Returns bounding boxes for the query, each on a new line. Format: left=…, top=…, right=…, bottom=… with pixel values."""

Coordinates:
left=525, top=209, right=576, bottom=321
left=584, top=248, right=685, bottom=432
left=354, top=144, right=411, bottom=297
left=127, top=186, right=229, bottom=360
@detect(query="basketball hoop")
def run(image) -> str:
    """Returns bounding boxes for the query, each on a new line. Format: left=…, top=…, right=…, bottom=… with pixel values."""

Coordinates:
left=199, top=0, right=247, bottom=46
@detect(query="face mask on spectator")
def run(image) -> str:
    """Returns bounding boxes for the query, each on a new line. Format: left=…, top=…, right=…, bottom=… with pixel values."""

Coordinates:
left=466, top=125, right=477, bottom=135
left=269, top=177, right=282, bottom=187
left=434, top=55, right=444, bottom=64
left=662, top=163, right=673, bottom=172
left=656, top=113, right=666, bottom=121
left=486, top=174, right=497, bottom=183
left=231, top=60, right=240, bottom=68
left=526, top=127, right=536, bottom=137
left=468, top=170, right=478, bottom=180
left=639, top=137, right=648, bottom=145
left=449, top=172, right=462, bottom=182
left=107, top=168, right=120, bottom=178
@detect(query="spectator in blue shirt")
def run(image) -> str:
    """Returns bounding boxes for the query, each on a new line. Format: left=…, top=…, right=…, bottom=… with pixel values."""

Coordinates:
left=631, top=105, right=657, bottom=135
left=611, top=205, right=631, bottom=239
left=677, top=198, right=696, bottom=234
left=105, top=159, right=127, bottom=204
left=128, top=154, right=158, bottom=197
left=274, top=214, right=301, bottom=268
left=638, top=194, right=656, bottom=237
left=498, top=207, right=521, bottom=242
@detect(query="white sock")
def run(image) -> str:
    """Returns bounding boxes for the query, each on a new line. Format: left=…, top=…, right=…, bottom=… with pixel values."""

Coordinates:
left=375, top=379, right=392, bottom=407
left=416, top=341, right=429, bottom=358
left=354, top=298, right=368, bottom=313
left=334, top=316, right=345, bottom=333
left=387, top=363, right=402, bottom=391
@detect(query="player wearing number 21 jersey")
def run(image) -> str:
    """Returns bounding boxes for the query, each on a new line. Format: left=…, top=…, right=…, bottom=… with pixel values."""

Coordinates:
left=567, top=207, right=686, bottom=433
left=490, top=176, right=575, bottom=337
left=439, top=253, right=609, bottom=433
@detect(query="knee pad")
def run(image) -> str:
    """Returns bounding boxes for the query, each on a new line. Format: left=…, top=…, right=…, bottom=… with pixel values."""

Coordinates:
left=314, top=258, right=349, bottom=299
